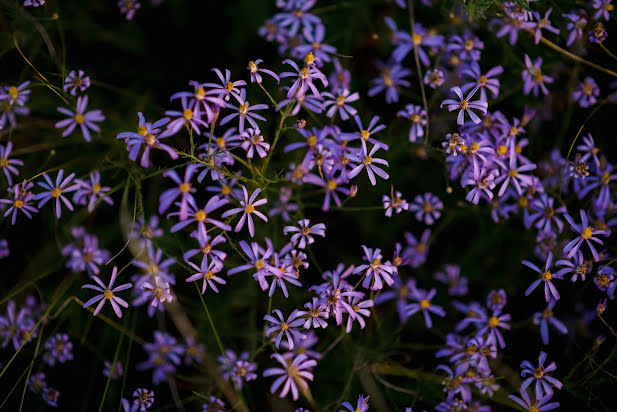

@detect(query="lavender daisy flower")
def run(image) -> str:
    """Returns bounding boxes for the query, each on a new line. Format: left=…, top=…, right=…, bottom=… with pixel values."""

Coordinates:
left=522, top=55, right=553, bottom=96
left=183, top=231, right=227, bottom=265
left=448, top=32, right=484, bottom=61
left=0, top=142, right=23, bottom=186
left=0, top=81, right=30, bottom=106
left=279, top=58, right=328, bottom=100
left=186, top=257, right=226, bottom=294
left=301, top=298, right=329, bottom=329
left=367, top=62, right=411, bottom=104
left=82, top=266, right=132, bottom=318
left=132, top=388, right=154, bottom=411
left=563, top=209, right=608, bottom=261
left=441, top=86, right=488, bottom=125
left=170, top=81, right=225, bottom=124
left=158, top=164, right=198, bottom=220
left=577, top=133, right=601, bottom=168
left=272, top=0, right=320, bottom=35
left=442, top=133, right=465, bottom=156
left=573, top=77, right=600, bottom=108
left=248, top=59, right=280, bottom=84
left=28, top=372, right=47, bottom=394
left=461, top=63, right=503, bottom=102
left=397, top=104, right=427, bottom=142
left=322, top=88, right=359, bottom=120
left=73, top=171, right=114, bottom=212
left=462, top=166, right=498, bottom=205
left=478, top=309, right=510, bottom=348
left=343, top=115, right=389, bottom=150
left=508, top=388, right=559, bottom=412
left=403, top=229, right=431, bottom=268
left=161, top=96, right=208, bottom=137
left=138, top=331, right=184, bottom=385
left=33, top=169, right=80, bottom=218
left=405, top=287, right=445, bottom=328
left=219, top=89, right=268, bottom=132
left=23, top=0, right=45, bottom=7
left=240, top=127, right=270, bottom=158
left=522, top=252, right=563, bottom=302
left=564, top=11, right=587, bottom=46
left=293, top=24, right=337, bottom=65
left=529, top=8, right=560, bottom=44
left=0, top=239, right=8, bottom=259
left=347, top=142, right=389, bottom=186
left=63, top=70, right=91, bottom=96
left=520, top=351, right=562, bottom=400
left=339, top=395, right=370, bottom=412
left=0, top=300, right=35, bottom=349
left=594, top=266, right=615, bottom=293
left=283, top=219, right=326, bottom=249
left=383, top=190, right=408, bottom=217
left=263, top=353, right=317, bottom=401
left=140, top=276, right=173, bottom=308
left=269, top=187, right=299, bottom=221
left=204, top=68, right=247, bottom=103
left=116, top=113, right=176, bottom=168
left=409, top=192, right=443, bottom=225
left=264, top=309, right=307, bottom=349
left=345, top=295, right=373, bottom=333
left=593, top=0, right=614, bottom=21
left=329, top=58, right=351, bottom=90
left=353, top=245, right=395, bottom=290
left=590, top=22, right=608, bottom=43
left=486, top=289, right=507, bottom=312
left=55, top=96, right=105, bottom=142
left=43, top=333, right=73, bottom=366
left=217, top=350, right=258, bottom=389
left=495, top=149, right=537, bottom=196
left=555, top=250, right=588, bottom=282
left=202, top=397, right=225, bottom=412
left=528, top=194, right=566, bottom=233
left=169, top=195, right=231, bottom=237
left=375, top=276, right=415, bottom=322
left=118, top=0, right=141, bottom=20
left=103, top=361, right=124, bottom=379
left=434, top=264, right=468, bottom=296
left=533, top=299, right=568, bottom=345
left=42, top=388, right=60, bottom=407
left=221, top=185, right=268, bottom=237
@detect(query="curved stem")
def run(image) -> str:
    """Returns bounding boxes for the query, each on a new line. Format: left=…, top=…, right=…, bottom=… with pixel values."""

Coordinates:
left=539, top=37, right=617, bottom=79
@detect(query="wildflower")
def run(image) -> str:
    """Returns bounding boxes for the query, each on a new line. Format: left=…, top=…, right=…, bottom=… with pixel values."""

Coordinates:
left=563, top=209, right=608, bottom=261
left=522, top=55, right=554, bottom=96
left=218, top=350, right=257, bottom=389
left=448, top=32, right=484, bottom=61
left=508, top=388, right=559, bottom=412
left=170, top=81, right=224, bottom=124
left=329, top=58, right=351, bottom=90
left=204, top=68, right=247, bottom=103
left=28, top=372, right=47, bottom=394
left=132, top=243, right=176, bottom=287
left=477, top=309, right=511, bottom=348
left=441, top=86, right=488, bottom=125
left=23, top=0, right=45, bottom=6
left=300, top=298, right=329, bottom=329
left=409, top=192, right=443, bottom=225
left=183, top=231, right=227, bottom=265
left=240, top=127, right=270, bottom=158
left=63, top=70, right=91, bottom=96
left=322, top=88, right=359, bottom=120
left=486, top=289, right=507, bottom=312
left=133, top=388, right=154, bottom=411
left=158, top=164, right=199, bottom=220
left=55, top=96, right=105, bottom=142
left=442, top=133, right=465, bottom=156
left=343, top=115, right=389, bottom=150
left=263, top=353, right=317, bottom=401
left=424, top=68, right=445, bottom=89
left=573, top=77, right=600, bottom=108
left=293, top=24, right=337, bottom=65
left=221, top=185, right=268, bottom=237
left=0, top=81, right=30, bottom=106
left=82, top=266, right=132, bottom=318
left=103, top=361, right=124, bottom=379
left=169, top=195, right=231, bottom=237
left=339, top=395, right=370, bottom=412
left=594, top=266, right=615, bottom=292
left=403, top=229, right=431, bottom=268
left=495, top=149, right=537, bottom=197
left=247, top=59, right=280, bottom=83
left=116, top=112, right=176, bottom=167
left=520, top=351, right=562, bottom=400
left=522, top=252, right=562, bottom=302
left=593, top=0, right=614, bottom=21
left=118, top=0, right=141, bottom=20
left=347, top=142, right=389, bottom=186
left=568, top=153, right=590, bottom=179
left=138, top=331, right=184, bottom=385
left=272, top=0, right=320, bottom=35
left=529, top=8, right=560, bottom=44
left=34, top=170, right=79, bottom=218
left=73, top=171, right=114, bottom=212
left=528, top=194, right=566, bottom=233
left=461, top=63, right=503, bottom=101
left=368, top=62, right=410, bottom=104
left=0, top=141, right=23, bottom=185
left=397, top=104, right=427, bottom=142
left=268, top=187, right=299, bottom=221
left=220, top=89, right=268, bottom=132
left=345, top=295, right=373, bottom=332
left=383, top=190, right=408, bottom=217
left=186, top=257, right=226, bottom=294
left=555, top=250, right=588, bottom=282
left=283, top=219, right=326, bottom=249
left=42, top=388, right=60, bottom=407
left=264, top=309, right=307, bottom=349
left=434, top=264, right=468, bottom=296
left=564, top=11, right=587, bottom=46
left=279, top=58, right=328, bottom=100
left=43, top=333, right=73, bottom=366
left=140, top=276, right=173, bottom=308
left=353, top=246, right=395, bottom=290
left=202, top=397, right=225, bottom=412
left=533, top=299, right=568, bottom=345
left=405, top=287, right=445, bottom=328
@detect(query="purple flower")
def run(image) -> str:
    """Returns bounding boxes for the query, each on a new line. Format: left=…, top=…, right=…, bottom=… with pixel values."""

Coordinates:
left=63, top=70, right=91, bottom=96
left=248, top=59, right=280, bottom=84
left=161, top=96, right=208, bottom=137
left=347, top=142, right=389, bottom=186
left=221, top=185, right=268, bottom=237
left=405, top=287, right=445, bottom=328
left=283, top=219, right=326, bottom=249
left=528, top=194, right=566, bottom=233
left=555, top=250, right=588, bottom=282
left=118, top=0, right=140, bottom=20
left=202, top=397, right=225, bottom=412
left=353, top=246, right=395, bottom=290
left=345, top=295, right=373, bottom=332
left=240, top=127, right=270, bottom=158
left=339, top=395, right=370, bottom=412
left=55, top=96, right=105, bottom=142
left=564, top=11, right=587, bottom=46
left=403, top=229, right=431, bottom=268
left=219, top=89, right=268, bottom=132
left=138, top=331, right=184, bottom=385
left=158, top=164, right=199, bottom=220
left=563, top=209, right=608, bottom=261
left=0, top=300, right=35, bottom=349
left=0, top=81, right=30, bottom=106
left=43, top=333, right=73, bottom=366
left=441, top=86, right=488, bottom=125
left=448, top=32, right=484, bottom=61
left=268, top=187, right=299, bottom=221
left=522, top=55, right=554, bottom=96
left=169, top=195, right=231, bottom=237
left=424, top=68, right=445, bottom=89
left=573, top=77, right=600, bottom=108
left=322, top=88, right=359, bottom=120
left=42, top=388, right=60, bottom=407
left=0, top=141, right=23, bottom=185
left=28, top=372, right=47, bottom=394
left=434, top=264, right=468, bottom=296
left=293, top=24, right=337, bottom=65
left=486, top=289, right=507, bottom=312
left=367, top=62, right=411, bottom=104
left=520, top=351, right=562, bottom=400
left=186, top=257, right=226, bottom=294
left=593, top=0, right=614, bottom=21
left=300, top=298, right=329, bottom=329
left=397, top=104, right=427, bottom=142
left=280, top=58, right=328, bottom=100
left=263, top=353, right=317, bottom=401
left=0, top=239, right=8, bottom=259
left=218, top=350, right=257, bottom=389
left=533, top=299, right=568, bottom=345
left=495, top=149, right=537, bottom=196
left=103, top=361, right=124, bottom=379
left=343, top=115, right=389, bottom=150
left=529, top=8, right=560, bottom=44
left=141, top=276, right=173, bottom=308
left=117, top=113, right=176, bottom=168
left=509, top=388, right=559, bottom=412
left=170, top=81, right=225, bottom=124
left=204, top=68, right=247, bottom=103
left=73, top=171, right=114, bottom=212
left=522, top=252, right=563, bottom=302
left=461, top=63, right=503, bottom=102
left=409, top=192, right=443, bottom=225
left=62, top=229, right=110, bottom=275
left=264, top=309, right=307, bottom=349
left=33, top=169, right=80, bottom=218
left=82, top=266, right=132, bottom=318
left=132, top=388, right=154, bottom=411
left=383, top=190, right=409, bottom=217
left=477, top=309, right=510, bottom=348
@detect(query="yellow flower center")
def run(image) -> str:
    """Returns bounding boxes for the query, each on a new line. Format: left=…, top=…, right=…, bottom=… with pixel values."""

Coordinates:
left=248, top=61, right=257, bottom=73
left=216, top=137, right=226, bottom=148
left=75, top=114, right=85, bottom=124
left=497, top=145, right=507, bottom=155
left=336, top=94, right=346, bottom=106
left=239, top=103, right=249, bottom=115
left=301, top=227, right=311, bottom=236
left=420, top=299, right=430, bottom=309
left=489, top=316, right=499, bottom=327
left=104, top=289, right=114, bottom=300
left=204, top=270, right=214, bottom=280
left=412, top=33, right=422, bottom=45
left=179, top=183, right=191, bottom=193
left=183, top=109, right=193, bottom=120
left=280, top=322, right=289, bottom=331
left=410, top=113, right=421, bottom=123
left=8, top=86, right=18, bottom=100
left=0, top=158, right=8, bottom=167
left=542, top=271, right=552, bottom=281
left=508, top=169, right=518, bottom=177
left=360, top=130, right=370, bottom=140
left=51, top=188, right=62, bottom=197
left=195, top=210, right=207, bottom=221
left=137, top=125, right=148, bottom=136
left=245, top=204, right=255, bottom=213
left=225, top=81, right=234, bottom=91
left=582, top=227, right=593, bottom=239
left=93, top=183, right=101, bottom=194
left=304, top=52, right=315, bottom=66
left=14, top=200, right=23, bottom=209
left=255, top=260, right=264, bottom=270
left=459, top=99, right=469, bottom=110
left=479, top=75, right=488, bottom=86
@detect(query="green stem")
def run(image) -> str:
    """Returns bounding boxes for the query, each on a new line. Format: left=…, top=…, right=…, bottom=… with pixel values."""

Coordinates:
left=540, top=37, right=617, bottom=78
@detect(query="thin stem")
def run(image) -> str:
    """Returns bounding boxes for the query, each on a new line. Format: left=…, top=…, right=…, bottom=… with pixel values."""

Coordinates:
left=195, top=282, right=226, bottom=357
left=258, top=82, right=278, bottom=108
left=407, top=0, right=430, bottom=144
left=539, top=37, right=617, bottom=79
left=599, top=43, right=617, bottom=64
left=566, top=99, right=608, bottom=160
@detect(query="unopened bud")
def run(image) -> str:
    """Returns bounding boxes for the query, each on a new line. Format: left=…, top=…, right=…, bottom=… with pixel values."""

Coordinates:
left=350, top=185, right=358, bottom=197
